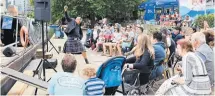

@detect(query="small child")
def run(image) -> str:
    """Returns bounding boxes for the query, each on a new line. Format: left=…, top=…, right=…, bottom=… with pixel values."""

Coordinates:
left=94, top=32, right=105, bottom=52
left=83, top=67, right=105, bottom=95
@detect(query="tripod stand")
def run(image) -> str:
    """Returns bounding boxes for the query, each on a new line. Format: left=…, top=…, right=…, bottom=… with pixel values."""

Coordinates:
left=33, top=21, right=57, bottom=95
left=45, top=23, right=59, bottom=54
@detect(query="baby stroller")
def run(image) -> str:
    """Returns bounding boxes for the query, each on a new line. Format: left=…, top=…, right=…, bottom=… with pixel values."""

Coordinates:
left=96, top=56, right=126, bottom=95
left=122, top=65, right=154, bottom=95
left=122, top=69, right=141, bottom=95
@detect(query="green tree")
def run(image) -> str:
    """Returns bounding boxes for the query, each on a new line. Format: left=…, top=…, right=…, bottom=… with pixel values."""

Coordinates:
left=27, top=0, right=34, bottom=18
left=51, top=0, right=143, bottom=24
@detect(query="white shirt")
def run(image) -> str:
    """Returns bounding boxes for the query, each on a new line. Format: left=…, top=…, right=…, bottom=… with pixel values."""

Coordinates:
left=93, top=29, right=98, bottom=40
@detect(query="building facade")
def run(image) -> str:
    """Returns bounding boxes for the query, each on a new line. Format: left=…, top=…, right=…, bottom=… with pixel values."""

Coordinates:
left=0, top=0, right=7, bottom=14
left=5, top=0, right=31, bottom=15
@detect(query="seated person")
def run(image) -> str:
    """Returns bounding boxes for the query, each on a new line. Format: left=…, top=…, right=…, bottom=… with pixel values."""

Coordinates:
left=160, top=28, right=176, bottom=67
left=203, top=30, right=214, bottom=49
left=94, top=32, right=105, bottom=52
left=112, top=28, right=122, bottom=56
left=121, top=33, right=133, bottom=54
left=1, top=5, right=23, bottom=46
left=83, top=66, right=105, bottom=95
left=171, top=27, right=181, bottom=41
left=125, top=34, right=155, bottom=85
left=156, top=39, right=211, bottom=95
left=102, top=28, right=121, bottom=56
left=150, top=32, right=166, bottom=80
left=134, top=27, right=144, bottom=45
left=48, top=54, right=86, bottom=95
left=174, top=27, right=186, bottom=44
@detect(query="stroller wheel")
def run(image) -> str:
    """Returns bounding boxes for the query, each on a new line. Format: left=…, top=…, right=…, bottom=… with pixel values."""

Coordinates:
left=128, top=88, right=140, bottom=95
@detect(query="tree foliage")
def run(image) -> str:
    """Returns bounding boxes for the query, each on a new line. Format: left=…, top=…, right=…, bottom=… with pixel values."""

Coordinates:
left=51, top=0, right=142, bottom=23
left=194, top=14, right=214, bottom=28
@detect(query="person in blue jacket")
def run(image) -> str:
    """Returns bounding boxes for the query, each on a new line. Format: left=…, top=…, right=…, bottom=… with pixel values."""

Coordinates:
left=150, top=31, right=166, bottom=80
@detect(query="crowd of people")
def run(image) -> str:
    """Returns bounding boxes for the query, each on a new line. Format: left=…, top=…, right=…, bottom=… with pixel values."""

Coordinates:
left=46, top=5, right=215, bottom=96
left=157, top=10, right=192, bottom=27
left=85, top=23, right=143, bottom=57
left=48, top=15, right=214, bottom=95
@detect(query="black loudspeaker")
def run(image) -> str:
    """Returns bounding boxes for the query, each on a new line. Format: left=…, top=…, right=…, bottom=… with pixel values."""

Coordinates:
left=44, top=59, right=57, bottom=69
left=34, top=0, right=51, bottom=21
left=3, top=46, right=16, bottom=57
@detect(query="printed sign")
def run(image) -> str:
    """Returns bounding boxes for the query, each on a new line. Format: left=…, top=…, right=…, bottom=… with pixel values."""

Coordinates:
left=179, top=0, right=214, bottom=19
left=2, top=16, right=13, bottom=29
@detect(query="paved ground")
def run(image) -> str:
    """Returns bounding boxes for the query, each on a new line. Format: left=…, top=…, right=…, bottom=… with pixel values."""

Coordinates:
left=36, top=31, right=113, bottom=95
left=36, top=31, right=163, bottom=95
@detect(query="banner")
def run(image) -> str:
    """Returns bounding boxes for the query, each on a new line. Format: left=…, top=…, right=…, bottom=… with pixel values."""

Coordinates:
left=206, top=0, right=215, bottom=14
left=2, top=16, right=13, bottom=30
left=179, top=0, right=206, bottom=19
left=144, top=4, right=155, bottom=21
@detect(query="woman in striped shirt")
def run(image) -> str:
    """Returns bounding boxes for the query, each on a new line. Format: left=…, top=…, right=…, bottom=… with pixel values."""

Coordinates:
left=156, top=39, right=211, bottom=95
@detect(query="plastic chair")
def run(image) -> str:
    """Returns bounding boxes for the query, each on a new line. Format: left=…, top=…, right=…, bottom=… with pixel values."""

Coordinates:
left=96, top=56, right=126, bottom=95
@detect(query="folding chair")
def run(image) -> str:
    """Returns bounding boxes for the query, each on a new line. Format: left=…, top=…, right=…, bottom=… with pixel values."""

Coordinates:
left=163, top=52, right=175, bottom=79
left=96, top=56, right=126, bottom=95
left=147, top=60, right=164, bottom=94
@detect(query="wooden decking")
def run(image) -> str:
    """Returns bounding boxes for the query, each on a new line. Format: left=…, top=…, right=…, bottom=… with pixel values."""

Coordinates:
left=0, top=43, right=41, bottom=95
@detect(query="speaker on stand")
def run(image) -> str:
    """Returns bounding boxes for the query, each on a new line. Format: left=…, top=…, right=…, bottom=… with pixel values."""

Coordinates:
left=33, top=0, right=57, bottom=95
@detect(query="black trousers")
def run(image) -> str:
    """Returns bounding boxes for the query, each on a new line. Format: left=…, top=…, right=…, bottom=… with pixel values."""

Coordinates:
left=104, top=87, right=118, bottom=95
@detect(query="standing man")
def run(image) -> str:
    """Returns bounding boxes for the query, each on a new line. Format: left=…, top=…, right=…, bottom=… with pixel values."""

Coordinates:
left=63, top=6, right=89, bottom=64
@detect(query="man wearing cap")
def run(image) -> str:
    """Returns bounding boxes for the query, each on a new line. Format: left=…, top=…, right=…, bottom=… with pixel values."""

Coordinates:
left=63, top=6, right=89, bottom=64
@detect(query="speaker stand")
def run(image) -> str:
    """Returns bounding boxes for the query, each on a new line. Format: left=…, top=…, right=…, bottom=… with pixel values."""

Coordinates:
left=45, top=22, right=59, bottom=54
left=34, top=21, right=57, bottom=95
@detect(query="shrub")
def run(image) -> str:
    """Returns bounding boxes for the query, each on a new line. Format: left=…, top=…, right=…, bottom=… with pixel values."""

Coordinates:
left=194, top=14, right=214, bottom=28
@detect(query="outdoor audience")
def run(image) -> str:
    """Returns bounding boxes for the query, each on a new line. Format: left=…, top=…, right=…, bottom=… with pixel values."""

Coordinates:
left=156, top=39, right=211, bottom=95
left=49, top=20, right=214, bottom=95
left=70, top=18, right=214, bottom=95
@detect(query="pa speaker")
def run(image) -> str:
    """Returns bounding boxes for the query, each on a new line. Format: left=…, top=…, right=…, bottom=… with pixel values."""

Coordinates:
left=34, top=0, right=51, bottom=21
left=3, top=46, right=16, bottom=57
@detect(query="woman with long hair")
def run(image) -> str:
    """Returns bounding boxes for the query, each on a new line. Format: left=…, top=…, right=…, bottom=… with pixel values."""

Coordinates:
left=125, top=33, right=155, bottom=85
left=156, top=39, right=211, bottom=95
